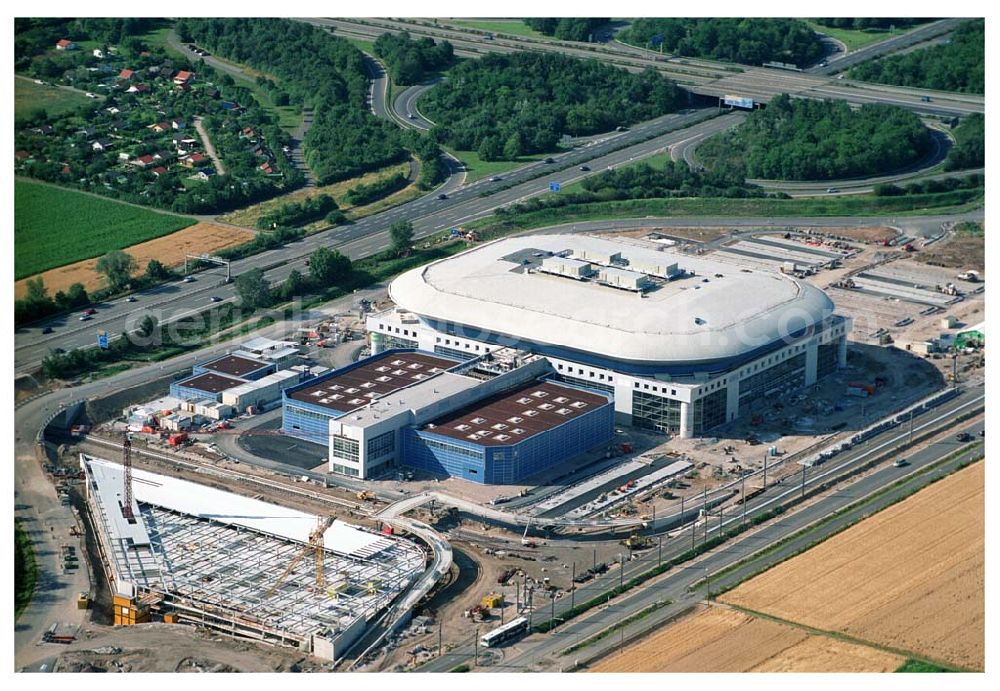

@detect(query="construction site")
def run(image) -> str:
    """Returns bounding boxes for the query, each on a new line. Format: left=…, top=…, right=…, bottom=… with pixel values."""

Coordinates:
left=78, top=441, right=425, bottom=663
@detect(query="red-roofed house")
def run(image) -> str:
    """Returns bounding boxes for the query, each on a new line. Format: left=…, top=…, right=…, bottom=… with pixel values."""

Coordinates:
left=118, top=68, right=134, bottom=80
left=15, top=150, right=30, bottom=161
left=179, top=152, right=206, bottom=168
left=152, top=166, right=168, bottom=177
left=56, top=39, right=76, bottom=50
left=149, top=122, right=170, bottom=133
left=173, top=70, right=195, bottom=86
left=132, top=154, right=156, bottom=168
left=259, top=161, right=275, bottom=174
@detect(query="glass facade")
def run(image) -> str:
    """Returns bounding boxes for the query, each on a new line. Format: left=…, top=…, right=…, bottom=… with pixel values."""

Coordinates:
left=693, top=387, right=728, bottom=434
left=282, top=403, right=336, bottom=445
left=433, top=345, right=477, bottom=360
left=331, top=435, right=359, bottom=463
left=816, top=341, right=839, bottom=379
left=366, top=430, right=396, bottom=460
left=738, top=352, right=806, bottom=414
left=632, top=390, right=682, bottom=433
left=553, top=373, right=615, bottom=394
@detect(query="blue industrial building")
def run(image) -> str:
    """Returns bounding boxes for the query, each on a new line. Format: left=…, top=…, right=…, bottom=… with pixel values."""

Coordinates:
left=281, top=350, right=461, bottom=446
left=170, top=371, right=247, bottom=402
left=193, top=353, right=275, bottom=381
left=401, top=380, right=614, bottom=484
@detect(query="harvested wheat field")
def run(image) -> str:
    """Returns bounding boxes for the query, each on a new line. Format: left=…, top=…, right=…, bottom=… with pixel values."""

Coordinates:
left=15, top=222, right=254, bottom=298
left=591, top=605, right=902, bottom=673
left=721, top=461, right=984, bottom=670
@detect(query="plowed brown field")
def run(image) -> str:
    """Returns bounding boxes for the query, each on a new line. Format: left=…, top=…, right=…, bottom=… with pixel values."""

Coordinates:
left=591, top=605, right=903, bottom=672
left=15, top=222, right=254, bottom=298
left=721, top=461, right=984, bottom=670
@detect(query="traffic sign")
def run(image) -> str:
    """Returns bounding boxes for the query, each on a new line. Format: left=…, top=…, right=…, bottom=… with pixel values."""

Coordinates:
left=97, top=331, right=109, bottom=349
left=549, top=182, right=561, bottom=192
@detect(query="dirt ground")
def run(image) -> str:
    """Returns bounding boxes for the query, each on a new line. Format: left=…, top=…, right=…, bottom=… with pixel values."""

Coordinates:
left=591, top=605, right=903, bottom=672
left=913, top=223, right=985, bottom=272
left=50, top=622, right=330, bottom=672
left=721, top=461, right=985, bottom=670
left=15, top=222, right=255, bottom=298
left=599, top=226, right=733, bottom=243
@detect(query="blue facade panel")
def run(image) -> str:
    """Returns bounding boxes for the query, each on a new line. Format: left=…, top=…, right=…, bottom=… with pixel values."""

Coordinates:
left=403, top=396, right=614, bottom=484
left=281, top=394, right=341, bottom=446
left=170, top=382, right=222, bottom=402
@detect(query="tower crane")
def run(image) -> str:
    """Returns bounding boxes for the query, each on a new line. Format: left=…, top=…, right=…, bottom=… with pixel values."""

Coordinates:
left=265, top=515, right=335, bottom=598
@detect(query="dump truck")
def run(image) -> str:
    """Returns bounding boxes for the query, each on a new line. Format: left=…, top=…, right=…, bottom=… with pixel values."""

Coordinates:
left=356, top=490, right=376, bottom=502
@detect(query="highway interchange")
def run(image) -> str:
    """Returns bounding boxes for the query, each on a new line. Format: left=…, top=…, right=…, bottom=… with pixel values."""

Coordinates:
left=14, top=17, right=987, bottom=673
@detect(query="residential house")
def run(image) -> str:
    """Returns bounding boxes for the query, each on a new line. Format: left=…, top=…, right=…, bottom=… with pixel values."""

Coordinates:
left=118, top=68, right=135, bottom=81
left=173, top=70, right=195, bottom=86
left=241, top=126, right=258, bottom=140
left=111, top=119, right=134, bottom=132
left=132, top=154, right=155, bottom=168
left=153, top=150, right=173, bottom=162
left=151, top=166, right=168, bottom=177
left=106, top=106, right=121, bottom=115
left=56, top=39, right=76, bottom=50
left=32, top=125, right=54, bottom=136
left=15, top=150, right=30, bottom=161
left=92, top=138, right=113, bottom=152
left=78, top=126, right=98, bottom=139
left=259, top=161, right=275, bottom=174
left=149, top=122, right=170, bottom=134
left=118, top=152, right=131, bottom=162
left=204, top=87, right=220, bottom=99
left=179, top=152, right=207, bottom=168
left=220, top=101, right=240, bottom=112
left=93, top=48, right=105, bottom=58
left=127, top=83, right=151, bottom=95
left=192, top=168, right=216, bottom=181
left=171, top=119, right=186, bottom=130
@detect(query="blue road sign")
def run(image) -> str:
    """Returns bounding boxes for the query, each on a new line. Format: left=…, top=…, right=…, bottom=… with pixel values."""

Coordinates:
left=549, top=182, right=561, bottom=192
left=97, top=331, right=109, bottom=349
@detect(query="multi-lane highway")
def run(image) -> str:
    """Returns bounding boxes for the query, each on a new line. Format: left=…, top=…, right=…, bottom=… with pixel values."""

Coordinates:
left=14, top=108, right=735, bottom=371
left=416, top=384, right=984, bottom=672
left=310, top=18, right=983, bottom=118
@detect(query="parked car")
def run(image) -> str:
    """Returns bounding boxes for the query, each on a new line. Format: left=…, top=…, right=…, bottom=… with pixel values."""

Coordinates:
left=42, top=326, right=53, bottom=334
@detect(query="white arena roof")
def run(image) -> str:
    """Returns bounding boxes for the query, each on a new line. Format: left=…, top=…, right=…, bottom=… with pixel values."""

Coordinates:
left=389, top=234, right=835, bottom=364
left=86, top=456, right=392, bottom=559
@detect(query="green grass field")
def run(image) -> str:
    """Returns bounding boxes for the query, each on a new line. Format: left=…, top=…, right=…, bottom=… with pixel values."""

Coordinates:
left=442, top=19, right=547, bottom=39
left=444, top=147, right=544, bottom=183
left=15, top=78, right=95, bottom=120
left=804, top=21, right=899, bottom=52
left=15, top=180, right=197, bottom=279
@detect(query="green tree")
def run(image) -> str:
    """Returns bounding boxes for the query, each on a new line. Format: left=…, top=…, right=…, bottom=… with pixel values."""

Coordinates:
left=24, top=277, right=48, bottom=305
left=281, top=269, right=305, bottom=300
left=136, top=314, right=158, bottom=338
left=477, top=135, right=503, bottom=162
left=234, top=267, right=272, bottom=309
left=389, top=220, right=414, bottom=255
left=95, top=250, right=138, bottom=291
left=144, top=258, right=169, bottom=280
left=309, top=246, right=350, bottom=286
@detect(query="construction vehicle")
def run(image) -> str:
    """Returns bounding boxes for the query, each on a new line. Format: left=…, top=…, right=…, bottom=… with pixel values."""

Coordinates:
left=356, top=490, right=376, bottom=502
left=622, top=532, right=652, bottom=550
left=481, top=592, right=505, bottom=608
left=77, top=592, right=90, bottom=609
left=266, top=515, right=334, bottom=598
left=521, top=519, right=537, bottom=547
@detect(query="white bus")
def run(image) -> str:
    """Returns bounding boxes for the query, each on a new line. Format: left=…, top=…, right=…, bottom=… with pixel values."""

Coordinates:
left=480, top=616, right=529, bottom=648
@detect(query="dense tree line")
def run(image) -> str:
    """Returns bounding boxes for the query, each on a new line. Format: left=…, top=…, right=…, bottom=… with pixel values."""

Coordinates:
left=256, top=194, right=338, bottom=229
left=943, top=114, right=984, bottom=171
left=698, top=95, right=933, bottom=181
left=344, top=172, right=409, bottom=206
left=847, top=20, right=984, bottom=94
left=874, top=173, right=983, bottom=196
left=373, top=31, right=454, bottom=86
left=422, top=52, right=687, bottom=160
left=523, top=19, right=609, bottom=42
left=620, top=19, right=825, bottom=67
left=15, top=278, right=89, bottom=326
left=580, top=159, right=770, bottom=199
left=814, top=19, right=930, bottom=30
left=182, top=18, right=408, bottom=183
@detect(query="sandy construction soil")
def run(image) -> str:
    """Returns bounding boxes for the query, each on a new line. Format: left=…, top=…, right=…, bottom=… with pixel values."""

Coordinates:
left=15, top=222, right=254, bottom=298
left=591, top=605, right=902, bottom=672
left=721, top=462, right=984, bottom=670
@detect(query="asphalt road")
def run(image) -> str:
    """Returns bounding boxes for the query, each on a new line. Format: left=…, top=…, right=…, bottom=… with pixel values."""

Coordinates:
left=312, top=18, right=983, bottom=118
left=808, top=19, right=965, bottom=76
left=14, top=107, right=732, bottom=371
left=393, top=79, right=439, bottom=130
left=416, top=386, right=984, bottom=672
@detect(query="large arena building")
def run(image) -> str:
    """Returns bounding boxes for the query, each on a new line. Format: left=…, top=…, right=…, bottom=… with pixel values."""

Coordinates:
left=368, top=234, right=851, bottom=438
